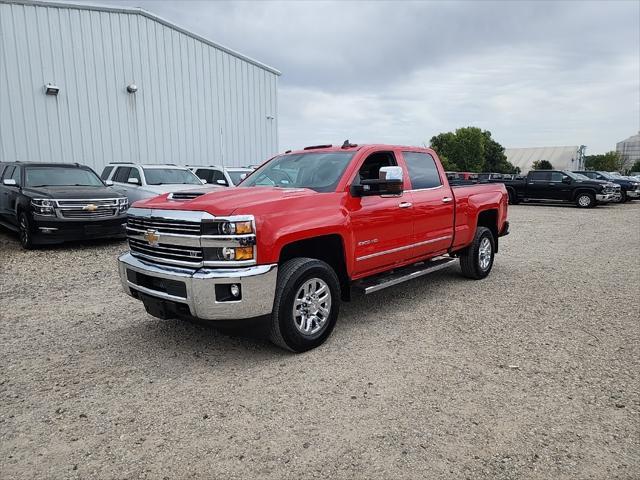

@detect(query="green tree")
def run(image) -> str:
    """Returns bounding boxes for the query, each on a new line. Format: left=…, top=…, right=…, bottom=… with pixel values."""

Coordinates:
left=532, top=160, right=553, bottom=170
left=630, top=159, right=640, bottom=173
left=429, top=127, right=518, bottom=173
left=585, top=151, right=626, bottom=172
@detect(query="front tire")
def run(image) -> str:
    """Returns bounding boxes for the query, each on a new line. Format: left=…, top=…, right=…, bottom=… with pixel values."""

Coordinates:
left=18, top=212, right=34, bottom=249
left=269, top=258, right=340, bottom=352
left=459, top=226, right=495, bottom=279
left=576, top=192, right=595, bottom=208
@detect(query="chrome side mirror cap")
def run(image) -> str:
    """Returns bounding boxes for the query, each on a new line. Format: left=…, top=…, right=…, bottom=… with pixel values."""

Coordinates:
left=105, top=180, right=114, bottom=186
left=127, top=177, right=140, bottom=185
left=2, top=178, right=17, bottom=186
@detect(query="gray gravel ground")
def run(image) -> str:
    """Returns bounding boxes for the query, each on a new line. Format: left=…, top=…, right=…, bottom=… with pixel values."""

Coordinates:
left=1, top=203, right=639, bottom=480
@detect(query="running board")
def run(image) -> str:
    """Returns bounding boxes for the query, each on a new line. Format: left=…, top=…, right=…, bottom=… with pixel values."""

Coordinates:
left=352, top=256, right=457, bottom=295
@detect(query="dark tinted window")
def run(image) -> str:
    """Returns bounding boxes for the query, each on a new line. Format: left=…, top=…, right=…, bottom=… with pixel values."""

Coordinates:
left=550, top=172, right=564, bottom=182
left=113, top=167, right=132, bottom=183
left=195, top=169, right=212, bottom=183
left=211, top=170, right=226, bottom=184
left=2, top=166, right=15, bottom=180
left=529, top=171, right=549, bottom=181
left=10, top=167, right=20, bottom=183
left=403, top=152, right=442, bottom=189
left=101, top=166, right=114, bottom=180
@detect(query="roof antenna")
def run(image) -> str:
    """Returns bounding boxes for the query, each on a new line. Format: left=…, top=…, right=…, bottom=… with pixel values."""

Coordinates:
left=342, top=139, right=357, bottom=149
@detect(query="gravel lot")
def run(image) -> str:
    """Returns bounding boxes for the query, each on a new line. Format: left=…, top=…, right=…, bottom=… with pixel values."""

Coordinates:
left=1, top=203, right=639, bottom=479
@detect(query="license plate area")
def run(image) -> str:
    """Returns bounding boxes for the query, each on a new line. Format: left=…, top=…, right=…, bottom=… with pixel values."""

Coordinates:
left=126, top=269, right=187, bottom=298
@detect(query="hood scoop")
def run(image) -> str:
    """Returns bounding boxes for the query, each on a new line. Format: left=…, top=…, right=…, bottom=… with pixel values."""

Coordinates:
left=168, top=191, right=206, bottom=201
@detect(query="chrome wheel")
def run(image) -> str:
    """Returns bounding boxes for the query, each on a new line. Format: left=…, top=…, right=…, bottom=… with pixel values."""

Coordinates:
left=478, top=237, right=492, bottom=271
left=578, top=195, right=591, bottom=207
left=292, top=277, right=332, bottom=336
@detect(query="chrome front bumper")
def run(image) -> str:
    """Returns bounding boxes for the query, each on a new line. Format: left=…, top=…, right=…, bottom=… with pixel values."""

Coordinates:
left=627, top=190, right=640, bottom=198
left=118, top=253, right=277, bottom=320
left=596, top=193, right=617, bottom=202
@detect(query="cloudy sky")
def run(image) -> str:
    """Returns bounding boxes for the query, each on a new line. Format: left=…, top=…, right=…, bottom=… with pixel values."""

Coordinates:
left=101, top=0, right=638, bottom=154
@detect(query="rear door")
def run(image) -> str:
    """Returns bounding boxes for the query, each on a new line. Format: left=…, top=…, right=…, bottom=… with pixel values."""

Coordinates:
left=400, top=150, right=454, bottom=257
left=526, top=171, right=551, bottom=199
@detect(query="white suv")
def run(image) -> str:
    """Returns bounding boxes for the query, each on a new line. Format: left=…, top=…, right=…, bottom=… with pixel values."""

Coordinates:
left=188, top=166, right=253, bottom=187
left=101, top=163, right=218, bottom=203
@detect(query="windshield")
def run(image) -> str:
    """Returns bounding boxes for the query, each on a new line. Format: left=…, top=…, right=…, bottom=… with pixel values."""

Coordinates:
left=143, top=168, right=202, bottom=185
left=241, top=152, right=355, bottom=192
left=25, top=167, right=104, bottom=187
left=596, top=171, right=614, bottom=180
left=561, top=170, right=580, bottom=179
left=227, top=170, right=250, bottom=185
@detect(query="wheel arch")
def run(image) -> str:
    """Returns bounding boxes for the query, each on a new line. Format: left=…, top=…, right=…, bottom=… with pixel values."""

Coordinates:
left=278, top=234, right=350, bottom=301
left=476, top=209, right=499, bottom=252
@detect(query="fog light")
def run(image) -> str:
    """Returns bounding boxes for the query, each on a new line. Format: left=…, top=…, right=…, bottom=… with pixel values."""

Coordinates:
left=230, top=284, right=240, bottom=298
left=221, top=247, right=235, bottom=260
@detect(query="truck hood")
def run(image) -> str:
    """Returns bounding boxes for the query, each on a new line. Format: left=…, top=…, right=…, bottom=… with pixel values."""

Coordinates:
left=133, top=186, right=317, bottom=215
left=22, top=185, right=126, bottom=199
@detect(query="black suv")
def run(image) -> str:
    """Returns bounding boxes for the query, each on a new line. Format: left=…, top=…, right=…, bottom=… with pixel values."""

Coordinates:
left=0, top=162, right=129, bottom=248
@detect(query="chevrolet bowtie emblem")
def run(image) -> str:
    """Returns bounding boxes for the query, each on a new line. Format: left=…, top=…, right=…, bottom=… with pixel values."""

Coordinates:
left=83, top=204, right=98, bottom=211
left=144, top=229, right=160, bottom=247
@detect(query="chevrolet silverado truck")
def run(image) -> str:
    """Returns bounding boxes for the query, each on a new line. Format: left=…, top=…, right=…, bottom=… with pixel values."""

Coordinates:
left=496, top=170, right=617, bottom=207
left=118, top=144, right=509, bottom=352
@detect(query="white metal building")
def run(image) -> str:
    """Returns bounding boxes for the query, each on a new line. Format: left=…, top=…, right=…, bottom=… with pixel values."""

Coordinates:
left=616, top=132, right=640, bottom=166
left=504, top=146, right=586, bottom=173
left=0, top=0, right=280, bottom=171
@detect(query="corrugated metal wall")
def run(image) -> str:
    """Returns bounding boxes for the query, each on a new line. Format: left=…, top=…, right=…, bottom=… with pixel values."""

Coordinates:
left=0, top=1, right=279, bottom=172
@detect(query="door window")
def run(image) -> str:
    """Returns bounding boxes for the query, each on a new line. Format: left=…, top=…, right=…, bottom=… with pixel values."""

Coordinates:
left=112, top=167, right=131, bottom=183
left=529, top=171, right=549, bottom=182
left=403, top=152, right=442, bottom=189
left=354, top=151, right=397, bottom=185
left=550, top=172, right=564, bottom=182
left=2, top=166, right=15, bottom=181
left=211, top=170, right=227, bottom=185
left=195, top=169, right=212, bottom=183
left=101, top=166, right=114, bottom=180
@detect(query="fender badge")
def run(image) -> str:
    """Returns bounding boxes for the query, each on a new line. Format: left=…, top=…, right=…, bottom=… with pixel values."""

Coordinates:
left=144, top=229, right=160, bottom=247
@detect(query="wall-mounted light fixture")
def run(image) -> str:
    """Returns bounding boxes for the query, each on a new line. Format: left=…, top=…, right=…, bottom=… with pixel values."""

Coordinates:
left=44, top=83, right=59, bottom=95
left=126, top=83, right=138, bottom=93
left=266, top=115, right=275, bottom=120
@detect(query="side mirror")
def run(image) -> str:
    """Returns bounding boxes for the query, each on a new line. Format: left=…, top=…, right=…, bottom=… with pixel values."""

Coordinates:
left=2, top=179, right=17, bottom=186
left=216, top=179, right=228, bottom=186
left=562, top=176, right=571, bottom=184
left=200, top=178, right=208, bottom=184
left=127, top=177, right=140, bottom=185
left=351, top=166, right=404, bottom=197
left=240, top=173, right=247, bottom=180
left=105, top=180, right=114, bottom=186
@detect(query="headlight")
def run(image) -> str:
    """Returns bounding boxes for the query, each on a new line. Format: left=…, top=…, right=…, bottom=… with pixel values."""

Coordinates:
left=31, top=199, right=56, bottom=216
left=117, top=198, right=129, bottom=213
left=202, top=220, right=254, bottom=236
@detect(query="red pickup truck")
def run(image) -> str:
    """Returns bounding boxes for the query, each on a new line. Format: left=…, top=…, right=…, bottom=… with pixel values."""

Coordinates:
left=118, top=144, right=509, bottom=352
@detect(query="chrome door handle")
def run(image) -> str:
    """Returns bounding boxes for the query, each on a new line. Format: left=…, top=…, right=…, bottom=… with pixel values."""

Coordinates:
left=399, top=202, right=412, bottom=208
left=442, top=197, right=453, bottom=203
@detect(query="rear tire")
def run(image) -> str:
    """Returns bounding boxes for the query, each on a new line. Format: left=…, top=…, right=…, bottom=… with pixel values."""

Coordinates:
left=269, top=258, right=340, bottom=352
left=621, top=191, right=629, bottom=202
left=507, top=188, right=519, bottom=205
left=459, top=226, right=495, bottom=280
left=576, top=192, right=595, bottom=208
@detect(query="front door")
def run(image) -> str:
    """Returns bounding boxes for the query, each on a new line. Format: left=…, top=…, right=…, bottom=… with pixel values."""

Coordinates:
left=347, top=150, right=415, bottom=277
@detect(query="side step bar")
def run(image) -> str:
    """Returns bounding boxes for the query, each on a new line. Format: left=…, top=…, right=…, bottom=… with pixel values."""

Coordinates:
left=352, top=256, right=457, bottom=295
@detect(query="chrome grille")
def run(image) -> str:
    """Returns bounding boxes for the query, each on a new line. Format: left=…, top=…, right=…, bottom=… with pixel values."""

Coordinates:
left=129, top=238, right=203, bottom=266
left=61, top=209, right=117, bottom=218
left=56, top=198, right=121, bottom=219
left=127, top=216, right=202, bottom=235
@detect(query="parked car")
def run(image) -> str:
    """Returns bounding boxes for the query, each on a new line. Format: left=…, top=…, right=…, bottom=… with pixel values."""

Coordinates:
left=0, top=162, right=128, bottom=248
left=493, top=170, right=617, bottom=207
left=117, top=143, right=509, bottom=352
left=571, top=172, right=622, bottom=202
left=100, top=163, right=219, bottom=203
left=188, top=166, right=253, bottom=187
left=573, top=171, right=640, bottom=202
